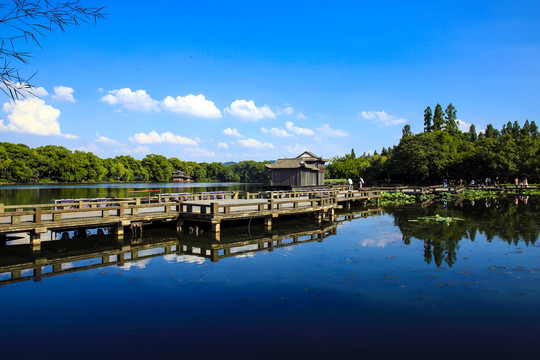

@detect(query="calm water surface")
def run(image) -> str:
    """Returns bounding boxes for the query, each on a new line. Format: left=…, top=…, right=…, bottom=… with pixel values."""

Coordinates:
left=0, top=190, right=539, bottom=359
left=0, top=182, right=261, bottom=205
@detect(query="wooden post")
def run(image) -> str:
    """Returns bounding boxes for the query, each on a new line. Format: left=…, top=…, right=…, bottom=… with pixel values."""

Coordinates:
left=265, top=216, right=272, bottom=231
left=177, top=219, right=184, bottom=232
left=11, top=211, right=21, bottom=225
left=211, top=202, right=219, bottom=215
left=268, top=199, right=274, bottom=211
left=210, top=249, right=219, bottom=262
left=177, top=200, right=183, bottom=213
left=33, top=207, right=42, bottom=224
left=211, top=220, right=221, bottom=233
left=0, top=203, right=3, bottom=213
left=116, top=223, right=124, bottom=239
left=118, top=203, right=125, bottom=217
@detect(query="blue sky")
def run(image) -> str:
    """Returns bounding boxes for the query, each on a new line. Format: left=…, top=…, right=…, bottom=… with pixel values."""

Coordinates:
left=1, top=0, right=539, bottom=161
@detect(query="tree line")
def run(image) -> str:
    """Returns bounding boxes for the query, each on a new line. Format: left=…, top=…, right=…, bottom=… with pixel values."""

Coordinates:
left=327, top=103, right=540, bottom=184
left=0, top=143, right=270, bottom=184
left=2, top=104, right=538, bottom=185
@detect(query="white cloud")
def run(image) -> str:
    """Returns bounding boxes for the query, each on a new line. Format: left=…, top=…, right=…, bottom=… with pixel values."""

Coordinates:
left=360, top=110, right=407, bottom=126
left=163, top=254, right=206, bottom=265
left=52, top=86, right=76, bottom=102
left=217, top=142, right=229, bottom=149
left=286, top=143, right=309, bottom=153
left=162, top=94, right=221, bottom=118
left=0, top=98, right=76, bottom=138
left=130, top=130, right=197, bottom=145
left=0, top=82, right=48, bottom=98
left=225, top=100, right=276, bottom=121
left=120, top=258, right=150, bottom=270
left=280, top=105, right=294, bottom=115
left=132, top=145, right=150, bottom=154
left=185, top=147, right=216, bottom=157
left=223, top=127, right=243, bottom=137
left=456, top=119, right=474, bottom=133
left=297, top=112, right=307, bottom=120
left=316, top=124, right=349, bottom=137
left=261, top=126, right=292, bottom=137
left=95, top=133, right=124, bottom=146
left=100, top=88, right=160, bottom=112
left=72, top=143, right=103, bottom=154
left=238, top=138, right=274, bottom=149
left=285, top=121, right=314, bottom=136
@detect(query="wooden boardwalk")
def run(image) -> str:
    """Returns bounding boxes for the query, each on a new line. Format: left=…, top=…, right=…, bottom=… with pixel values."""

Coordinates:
left=375, top=185, right=466, bottom=195
left=0, top=207, right=381, bottom=286
left=0, top=189, right=381, bottom=243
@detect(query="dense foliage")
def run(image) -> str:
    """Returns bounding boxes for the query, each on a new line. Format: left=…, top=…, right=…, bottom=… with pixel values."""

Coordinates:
left=328, top=105, right=539, bottom=184
left=0, top=143, right=270, bottom=184
left=1, top=104, right=537, bottom=185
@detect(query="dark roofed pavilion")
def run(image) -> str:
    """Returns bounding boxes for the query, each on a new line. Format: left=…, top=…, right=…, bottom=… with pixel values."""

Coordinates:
left=265, top=151, right=328, bottom=187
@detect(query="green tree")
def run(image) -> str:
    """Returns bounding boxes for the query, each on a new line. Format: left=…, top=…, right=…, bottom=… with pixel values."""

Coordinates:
left=432, top=104, right=444, bottom=131
left=444, top=103, right=459, bottom=135
left=142, top=154, right=173, bottom=182
left=424, top=106, right=433, bottom=132
left=468, top=124, right=477, bottom=142
left=401, top=124, right=412, bottom=138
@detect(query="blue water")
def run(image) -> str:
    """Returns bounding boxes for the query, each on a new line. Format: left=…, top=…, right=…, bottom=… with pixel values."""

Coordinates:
left=0, top=198, right=539, bottom=359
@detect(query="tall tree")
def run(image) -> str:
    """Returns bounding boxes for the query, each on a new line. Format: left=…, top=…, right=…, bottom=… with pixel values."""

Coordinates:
left=485, top=124, right=500, bottom=139
left=468, top=124, right=477, bottom=142
left=432, top=104, right=444, bottom=131
left=402, top=124, right=412, bottom=138
left=423, top=106, right=433, bottom=132
left=444, top=103, right=459, bottom=135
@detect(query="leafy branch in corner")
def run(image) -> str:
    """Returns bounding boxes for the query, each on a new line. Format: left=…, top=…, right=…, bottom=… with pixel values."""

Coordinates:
left=0, top=0, right=105, bottom=99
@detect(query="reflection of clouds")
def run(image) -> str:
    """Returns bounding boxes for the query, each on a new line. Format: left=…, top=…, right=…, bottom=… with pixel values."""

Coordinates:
left=63, top=262, right=74, bottom=270
left=231, top=244, right=259, bottom=253
left=163, top=254, right=206, bottom=265
left=361, top=237, right=396, bottom=248
left=120, top=259, right=150, bottom=270
left=235, top=253, right=255, bottom=259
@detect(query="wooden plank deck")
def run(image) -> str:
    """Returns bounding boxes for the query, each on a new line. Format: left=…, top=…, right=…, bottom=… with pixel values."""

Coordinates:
left=0, top=189, right=381, bottom=240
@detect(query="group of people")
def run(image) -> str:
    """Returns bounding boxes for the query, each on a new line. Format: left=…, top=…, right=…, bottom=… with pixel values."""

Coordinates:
left=347, top=177, right=364, bottom=190
left=453, top=177, right=530, bottom=188
left=514, top=177, right=529, bottom=188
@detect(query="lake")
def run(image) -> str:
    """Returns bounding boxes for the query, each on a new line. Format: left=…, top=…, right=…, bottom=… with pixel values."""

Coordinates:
left=0, top=185, right=539, bottom=359
left=0, top=182, right=261, bottom=205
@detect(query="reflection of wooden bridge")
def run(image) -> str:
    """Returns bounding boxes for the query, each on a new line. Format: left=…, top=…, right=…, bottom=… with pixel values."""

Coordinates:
left=0, top=207, right=381, bottom=286
left=0, top=189, right=381, bottom=246
left=375, top=185, right=466, bottom=195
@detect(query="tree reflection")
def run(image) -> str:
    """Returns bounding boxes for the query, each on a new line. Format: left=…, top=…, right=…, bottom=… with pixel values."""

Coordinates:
left=385, top=197, right=540, bottom=267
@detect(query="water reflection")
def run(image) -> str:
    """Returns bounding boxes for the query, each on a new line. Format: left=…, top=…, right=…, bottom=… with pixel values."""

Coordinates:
left=0, top=182, right=260, bottom=205
left=386, top=197, right=540, bottom=267
left=0, top=208, right=381, bottom=286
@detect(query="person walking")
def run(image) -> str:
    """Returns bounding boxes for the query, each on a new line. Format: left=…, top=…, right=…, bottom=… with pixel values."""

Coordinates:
left=347, top=178, right=353, bottom=191
left=359, top=177, right=364, bottom=189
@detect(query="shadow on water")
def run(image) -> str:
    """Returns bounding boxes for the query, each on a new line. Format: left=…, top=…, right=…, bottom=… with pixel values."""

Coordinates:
left=385, top=196, right=540, bottom=267
left=0, top=197, right=539, bottom=359
left=0, top=207, right=381, bottom=286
